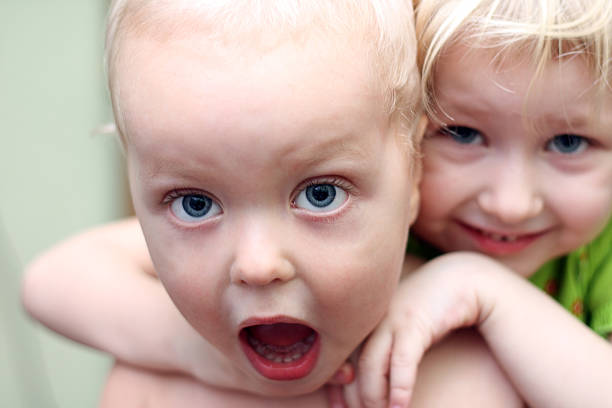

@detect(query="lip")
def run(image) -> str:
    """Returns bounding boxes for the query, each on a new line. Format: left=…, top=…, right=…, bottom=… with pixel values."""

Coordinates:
left=458, top=221, right=548, bottom=256
left=239, top=316, right=320, bottom=381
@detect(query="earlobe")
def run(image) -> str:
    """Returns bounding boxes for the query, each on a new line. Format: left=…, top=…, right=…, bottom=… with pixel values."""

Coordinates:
left=407, top=115, right=427, bottom=226
left=408, top=187, right=420, bottom=225
left=415, top=114, right=429, bottom=147
left=411, top=114, right=428, bottom=183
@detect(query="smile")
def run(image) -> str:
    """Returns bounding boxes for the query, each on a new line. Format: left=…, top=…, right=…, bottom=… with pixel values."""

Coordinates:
left=480, top=230, right=519, bottom=242
left=459, top=222, right=547, bottom=255
left=239, top=321, right=320, bottom=381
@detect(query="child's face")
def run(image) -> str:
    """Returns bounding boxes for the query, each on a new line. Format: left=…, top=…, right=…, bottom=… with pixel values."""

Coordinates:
left=117, top=30, right=418, bottom=393
left=414, top=45, right=612, bottom=277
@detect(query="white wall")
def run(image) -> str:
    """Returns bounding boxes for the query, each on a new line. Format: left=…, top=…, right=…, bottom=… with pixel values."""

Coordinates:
left=1, top=1, right=129, bottom=407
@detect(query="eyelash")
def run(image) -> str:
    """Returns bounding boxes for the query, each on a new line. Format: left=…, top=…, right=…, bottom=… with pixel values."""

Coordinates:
left=546, top=134, right=594, bottom=151
left=431, top=125, right=597, bottom=153
left=162, top=188, right=217, bottom=206
left=291, top=176, right=354, bottom=203
left=161, top=177, right=355, bottom=209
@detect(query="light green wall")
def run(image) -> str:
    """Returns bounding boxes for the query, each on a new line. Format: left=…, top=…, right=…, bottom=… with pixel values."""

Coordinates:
left=1, top=2, right=128, bottom=407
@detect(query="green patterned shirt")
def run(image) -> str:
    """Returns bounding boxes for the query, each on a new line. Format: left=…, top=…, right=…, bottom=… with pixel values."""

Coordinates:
left=529, top=218, right=612, bottom=337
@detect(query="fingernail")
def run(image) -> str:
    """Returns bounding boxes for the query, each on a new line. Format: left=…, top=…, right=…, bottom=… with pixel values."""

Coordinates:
left=332, top=365, right=353, bottom=383
left=332, top=370, right=347, bottom=383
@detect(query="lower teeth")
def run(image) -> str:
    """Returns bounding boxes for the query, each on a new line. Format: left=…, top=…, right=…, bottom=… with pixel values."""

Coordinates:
left=248, top=333, right=315, bottom=362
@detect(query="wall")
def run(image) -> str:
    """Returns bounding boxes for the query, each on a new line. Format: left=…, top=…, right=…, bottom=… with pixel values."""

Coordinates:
left=1, top=1, right=128, bottom=407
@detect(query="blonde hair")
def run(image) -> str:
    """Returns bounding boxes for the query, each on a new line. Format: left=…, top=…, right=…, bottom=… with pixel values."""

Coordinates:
left=415, top=0, right=612, bottom=117
left=105, top=0, right=421, bottom=151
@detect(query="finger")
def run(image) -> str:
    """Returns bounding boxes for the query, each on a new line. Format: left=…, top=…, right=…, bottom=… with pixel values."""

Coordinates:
left=388, top=325, right=431, bottom=408
left=328, top=361, right=356, bottom=385
left=343, top=379, right=364, bottom=408
left=326, top=384, right=348, bottom=408
left=358, top=325, right=393, bottom=408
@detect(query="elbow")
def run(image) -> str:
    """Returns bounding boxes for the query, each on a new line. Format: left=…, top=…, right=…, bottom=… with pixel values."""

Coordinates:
left=21, top=253, right=54, bottom=324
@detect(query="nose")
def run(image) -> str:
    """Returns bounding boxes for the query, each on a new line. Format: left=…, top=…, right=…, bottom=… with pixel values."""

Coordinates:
left=477, top=160, right=543, bottom=224
left=229, top=219, right=296, bottom=286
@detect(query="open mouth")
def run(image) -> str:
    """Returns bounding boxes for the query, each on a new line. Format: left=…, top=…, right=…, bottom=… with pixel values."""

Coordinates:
left=239, top=322, right=320, bottom=381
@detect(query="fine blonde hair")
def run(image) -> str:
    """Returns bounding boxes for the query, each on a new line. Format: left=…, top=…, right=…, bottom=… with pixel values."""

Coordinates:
left=105, top=0, right=422, bottom=152
left=415, top=0, right=612, bottom=117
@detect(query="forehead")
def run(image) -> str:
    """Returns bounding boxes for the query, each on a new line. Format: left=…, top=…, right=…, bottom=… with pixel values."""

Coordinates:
left=434, top=45, right=612, bottom=126
left=115, top=27, right=399, bottom=176
left=118, top=20, right=382, bottom=125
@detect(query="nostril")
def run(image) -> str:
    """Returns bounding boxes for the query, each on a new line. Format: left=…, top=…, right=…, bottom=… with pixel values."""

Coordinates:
left=477, top=188, right=543, bottom=223
left=239, top=276, right=283, bottom=286
left=232, top=260, right=296, bottom=287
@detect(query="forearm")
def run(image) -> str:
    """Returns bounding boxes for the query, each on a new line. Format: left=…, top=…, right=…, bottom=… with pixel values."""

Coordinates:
left=378, top=252, right=612, bottom=408
left=474, top=261, right=612, bottom=408
left=22, top=219, right=199, bottom=374
left=412, top=328, right=523, bottom=407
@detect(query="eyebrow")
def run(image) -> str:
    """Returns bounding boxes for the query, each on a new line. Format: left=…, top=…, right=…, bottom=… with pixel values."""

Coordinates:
left=294, top=135, right=371, bottom=169
left=140, top=130, right=374, bottom=191
left=528, top=103, right=598, bottom=135
left=442, top=92, right=592, bottom=129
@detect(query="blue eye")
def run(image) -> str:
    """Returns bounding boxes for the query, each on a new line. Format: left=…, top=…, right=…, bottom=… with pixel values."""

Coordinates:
left=295, top=183, right=347, bottom=212
left=547, top=134, right=588, bottom=154
left=170, top=193, right=221, bottom=222
left=442, top=126, right=483, bottom=145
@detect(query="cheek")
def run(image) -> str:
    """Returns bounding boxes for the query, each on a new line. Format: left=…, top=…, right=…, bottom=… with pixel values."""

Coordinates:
left=313, top=238, right=404, bottom=333
left=417, top=169, right=461, bottom=221
left=158, top=261, right=228, bottom=344
left=555, top=192, right=612, bottom=248
left=544, top=162, right=612, bottom=242
left=142, top=225, right=227, bottom=334
left=418, top=152, right=468, bottom=214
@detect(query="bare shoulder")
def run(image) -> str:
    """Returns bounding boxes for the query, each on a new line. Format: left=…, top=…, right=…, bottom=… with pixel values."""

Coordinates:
left=412, top=328, right=525, bottom=408
left=99, top=362, right=328, bottom=408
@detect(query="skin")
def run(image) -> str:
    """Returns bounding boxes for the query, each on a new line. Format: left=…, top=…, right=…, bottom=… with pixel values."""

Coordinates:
left=23, top=39, right=612, bottom=408
left=27, top=11, right=612, bottom=408
left=24, top=221, right=525, bottom=408
left=115, top=23, right=418, bottom=397
left=355, top=46, right=612, bottom=408
left=99, top=362, right=329, bottom=408
left=413, top=46, right=612, bottom=276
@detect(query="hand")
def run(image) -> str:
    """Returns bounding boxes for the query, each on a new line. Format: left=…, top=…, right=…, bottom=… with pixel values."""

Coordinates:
left=326, top=378, right=365, bottom=408
left=325, top=361, right=356, bottom=408
left=356, top=252, right=506, bottom=408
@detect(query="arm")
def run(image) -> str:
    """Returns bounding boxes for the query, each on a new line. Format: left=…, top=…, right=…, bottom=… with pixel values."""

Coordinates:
left=358, top=252, right=612, bottom=408
left=21, top=218, right=245, bottom=390
left=410, top=328, right=523, bottom=407
left=340, top=328, right=522, bottom=408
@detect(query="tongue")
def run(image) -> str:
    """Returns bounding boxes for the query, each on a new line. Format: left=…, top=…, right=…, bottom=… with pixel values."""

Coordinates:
left=248, top=323, right=313, bottom=347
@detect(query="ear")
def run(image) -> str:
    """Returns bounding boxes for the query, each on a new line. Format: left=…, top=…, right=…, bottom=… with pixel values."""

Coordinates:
left=407, top=182, right=420, bottom=225
left=411, top=114, right=428, bottom=182
left=407, top=114, right=428, bottom=225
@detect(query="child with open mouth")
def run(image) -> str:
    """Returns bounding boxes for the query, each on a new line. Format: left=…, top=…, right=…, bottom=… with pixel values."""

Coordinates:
left=23, top=0, right=425, bottom=406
